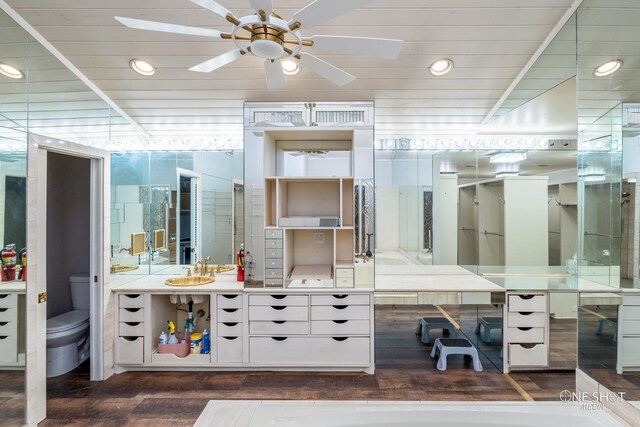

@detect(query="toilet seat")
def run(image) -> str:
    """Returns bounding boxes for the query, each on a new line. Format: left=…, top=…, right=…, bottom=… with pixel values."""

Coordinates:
left=47, top=310, right=90, bottom=334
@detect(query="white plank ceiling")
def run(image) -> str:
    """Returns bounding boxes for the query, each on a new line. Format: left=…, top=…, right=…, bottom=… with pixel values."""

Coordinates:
left=3, top=0, right=578, bottom=140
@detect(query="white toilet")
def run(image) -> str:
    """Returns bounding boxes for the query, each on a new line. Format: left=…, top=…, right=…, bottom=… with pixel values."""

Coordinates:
left=46, top=274, right=91, bottom=377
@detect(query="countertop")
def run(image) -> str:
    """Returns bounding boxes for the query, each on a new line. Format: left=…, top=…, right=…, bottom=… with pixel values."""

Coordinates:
left=374, top=274, right=505, bottom=293
left=111, top=271, right=243, bottom=292
left=0, top=280, right=26, bottom=292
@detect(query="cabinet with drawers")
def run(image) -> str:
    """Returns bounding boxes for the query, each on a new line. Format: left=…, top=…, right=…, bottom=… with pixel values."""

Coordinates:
left=617, top=294, right=640, bottom=373
left=265, top=228, right=284, bottom=287
left=503, top=292, right=549, bottom=372
left=116, top=294, right=146, bottom=365
left=0, top=291, right=24, bottom=367
left=216, top=293, right=244, bottom=364
left=248, top=291, right=373, bottom=372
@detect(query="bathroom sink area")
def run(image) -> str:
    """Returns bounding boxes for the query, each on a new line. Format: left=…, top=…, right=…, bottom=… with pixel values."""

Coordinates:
left=110, top=264, right=139, bottom=274
left=165, top=275, right=215, bottom=287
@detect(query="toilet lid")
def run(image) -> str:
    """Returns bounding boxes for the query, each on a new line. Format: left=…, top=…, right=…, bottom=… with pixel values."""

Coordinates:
left=47, top=310, right=90, bottom=334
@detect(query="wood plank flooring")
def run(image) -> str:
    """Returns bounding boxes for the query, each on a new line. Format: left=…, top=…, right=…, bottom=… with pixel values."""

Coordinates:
left=1, top=305, right=576, bottom=426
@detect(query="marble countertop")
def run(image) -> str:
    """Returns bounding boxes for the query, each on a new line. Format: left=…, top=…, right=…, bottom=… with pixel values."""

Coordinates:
left=111, top=271, right=243, bottom=292
left=0, top=280, right=26, bottom=292
left=374, top=274, right=504, bottom=292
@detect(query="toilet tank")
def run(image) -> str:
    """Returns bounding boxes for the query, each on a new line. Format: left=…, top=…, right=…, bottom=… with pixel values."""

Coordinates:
left=69, top=274, right=91, bottom=311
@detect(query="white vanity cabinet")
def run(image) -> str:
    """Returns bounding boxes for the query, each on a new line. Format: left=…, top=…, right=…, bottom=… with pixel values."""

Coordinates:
left=115, top=293, right=146, bottom=365
left=503, top=292, right=550, bottom=372
left=247, top=290, right=374, bottom=372
left=216, top=293, right=244, bottom=364
left=0, top=290, right=25, bottom=367
left=617, top=294, right=640, bottom=373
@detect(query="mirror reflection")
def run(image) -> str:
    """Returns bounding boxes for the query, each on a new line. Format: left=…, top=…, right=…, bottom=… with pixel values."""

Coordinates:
left=110, top=151, right=244, bottom=274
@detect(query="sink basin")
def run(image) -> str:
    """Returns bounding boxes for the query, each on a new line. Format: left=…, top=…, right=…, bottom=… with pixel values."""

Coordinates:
left=110, top=264, right=139, bottom=274
left=165, top=275, right=214, bottom=287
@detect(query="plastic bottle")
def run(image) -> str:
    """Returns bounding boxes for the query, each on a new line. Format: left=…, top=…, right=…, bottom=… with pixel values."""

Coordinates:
left=159, top=331, right=168, bottom=345
left=202, top=329, right=210, bottom=354
left=167, top=320, right=179, bottom=344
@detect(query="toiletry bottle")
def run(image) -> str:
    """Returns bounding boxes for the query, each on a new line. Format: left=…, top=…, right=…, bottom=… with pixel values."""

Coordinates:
left=202, top=329, right=210, bottom=354
left=159, top=331, right=168, bottom=345
left=167, top=320, right=179, bottom=344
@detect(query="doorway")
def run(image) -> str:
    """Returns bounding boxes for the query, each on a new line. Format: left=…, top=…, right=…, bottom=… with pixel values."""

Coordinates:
left=176, top=168, right=202, bottom=265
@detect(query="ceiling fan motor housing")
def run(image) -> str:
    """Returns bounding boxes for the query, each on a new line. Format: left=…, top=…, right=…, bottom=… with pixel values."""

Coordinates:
left=250, top=22, right=285, bottom=59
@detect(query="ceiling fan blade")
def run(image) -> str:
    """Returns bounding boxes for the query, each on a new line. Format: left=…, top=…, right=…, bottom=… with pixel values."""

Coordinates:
left=264, top=59, right=287, bottom=89
left=309, top=35, right=403, bottom=60
left=290, top=0, right=376, bottom=30
left=115, top=16, right=222, bottom=38
left=190, top=0, right=237, bottom=21
left=250, top=0, right=273, bottom=15
left=189, top=49, right=244, bottom=73
left=298, top=52, right=355, bottom=86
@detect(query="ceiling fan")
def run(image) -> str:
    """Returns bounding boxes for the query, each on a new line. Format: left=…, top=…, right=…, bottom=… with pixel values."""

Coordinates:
left=115, top=0, right=403, bottom=89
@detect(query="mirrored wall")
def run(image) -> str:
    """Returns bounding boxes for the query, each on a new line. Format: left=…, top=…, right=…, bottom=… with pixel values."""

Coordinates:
left=110, top=150, right=244, bottom=275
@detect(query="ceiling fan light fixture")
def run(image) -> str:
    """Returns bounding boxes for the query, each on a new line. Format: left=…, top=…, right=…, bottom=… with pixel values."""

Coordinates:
left=130, top=59, right=155, bottom=76
left=250, top=39, right=284, bottom=59
left=0, top=63, right=24, bottom=79
left=281, top=59, right=300, bottom=75
left=429, top=59, right=453, bottom=76
left=594, top=59, right=623, bottom=77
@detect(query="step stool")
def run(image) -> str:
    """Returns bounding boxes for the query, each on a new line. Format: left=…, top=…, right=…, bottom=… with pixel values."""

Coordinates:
left=595, top=317, right=618, bottom=342
left=475, top=316, right=503, bottom=343
left=430, top=338, right=483, bottom=372
left=415, top=317, right=456, bottom=345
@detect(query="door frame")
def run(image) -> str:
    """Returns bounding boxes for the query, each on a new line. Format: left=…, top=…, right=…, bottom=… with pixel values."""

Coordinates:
left=26, top=134, right=110, bottom=425
left=176, top=168, right=202, bottom=264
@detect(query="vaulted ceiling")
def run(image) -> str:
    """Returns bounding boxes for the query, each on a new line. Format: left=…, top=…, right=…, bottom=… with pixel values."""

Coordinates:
left=2, top=0, right=578, bottom=140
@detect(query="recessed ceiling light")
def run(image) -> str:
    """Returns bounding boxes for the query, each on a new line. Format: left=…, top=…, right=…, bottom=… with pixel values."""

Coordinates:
left=594, top=59, right=623, bottom=77
left=0, top=63, right=24, bottom=79
left=429, top=59, right=453, bottom=76
left=281, top=59, right=300, bottom=76
left=129, top=59, right=155, bottom=76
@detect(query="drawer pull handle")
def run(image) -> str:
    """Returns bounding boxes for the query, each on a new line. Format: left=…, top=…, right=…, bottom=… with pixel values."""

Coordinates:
left=223, top=308, right=238, bottom=313
left=517, top=343, right=538, bottom=349
left=124, top=294, right=141, bottom=299
left=271, top=337, right=288, bottom=342
left=124, top=308, right=141, bottom=313
left=222, top=336, right=239, bottom=341
left=273, top=321, right=287, bottom=325
left=518, top=295, right=536, bottom=300
left=222, top=295, right=238, bottom=299
left=271, top=295, right=287, bottom=300
left=0, top=322, right=8, bottom=326
left=0, top=295, right=8, bottom=299
left=332, top=320, right=348, bottom=324
left=332, top=305, right=348, bottom=310
left=223, top=322, right=238, bottom=327
left=332, top=337, right=348, bottom=342
left=125, top=322, right=141, bottom=327
left=271, top=305, right=286, bottom=311
left=332, top=295, right=348, bottom=299
left=0, top=308, right=8, bottom=313
left=121, top=337, right=139, bottom=342
left=518, top=312, right=533, bottom=316
left=517, top=327, right=532, bottom=331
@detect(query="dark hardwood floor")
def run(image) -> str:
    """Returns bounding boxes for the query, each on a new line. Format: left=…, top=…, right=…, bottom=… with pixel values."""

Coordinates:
left=1, top=305, right=576, bottom=426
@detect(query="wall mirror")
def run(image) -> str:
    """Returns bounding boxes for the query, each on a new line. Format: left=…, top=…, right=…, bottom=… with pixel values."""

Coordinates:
left=576, top=0, right=640, bottom=405
left=110, top=150, right=244, bottom=274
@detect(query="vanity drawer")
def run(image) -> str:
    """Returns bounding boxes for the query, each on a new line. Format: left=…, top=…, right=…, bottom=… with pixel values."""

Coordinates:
left=119, top=322, right=144, bottom=337
left=265, top=229, right=283, bottom=239
left=0, top=321, right=16, bottom=336
left=265, top=268, right=283, bottom=279
left=508, top=344, right=548, bottom=367
left=335, top=268, right=354, bottom=279
left=265, top=239, right=283, bottom=249
left=249, top=294, right=308, bottom=306
left=249, top=320, right=309, bottom=335
left=265, top=249, right=283, bottom=259
left=0, top=293, right=17, bottom=308
left=507, top=327, right=544, bottom=344
left=311, top=294, right=369, bottom=306
left=311, top=305, right=370, bottom=321
left=508, top=294, right=546, bottom=313
left=336, top=277, right=354, bottom=288
left=507, top=312, right=546, bottom=328
left=265, top=258, right=283, bottom=269
left=217, top=322, right=242, bottom=336
left=623, top=306, right=640, bottom=321
left=623, top=295, right=640, bottom=306
left=116, top=336, right=144, bottom=365
left=217, top=308, right=243, bottom=323
left=249, top=305, right=308, bottom=321
left=217, top=336, right=243, bottom=363
left=217, top=294, right=243, bottom=309
left=0, top=307, right=15, bottom=322
left=118, top=294, right=145, bottom=309
left=622, top=320, right=640, bottom=336
left=249, top=336, right=370, bottom=365
left=311, top=320, right=370, bottom=335
left=264, top=278, right=283, bottom=287
left=119, top=308, right=144, bottom=323
left=0, top=334, right=17, bottom=362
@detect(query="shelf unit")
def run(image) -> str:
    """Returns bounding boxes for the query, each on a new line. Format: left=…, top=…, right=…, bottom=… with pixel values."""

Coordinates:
left=264, top=177, right=355, bottom=288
